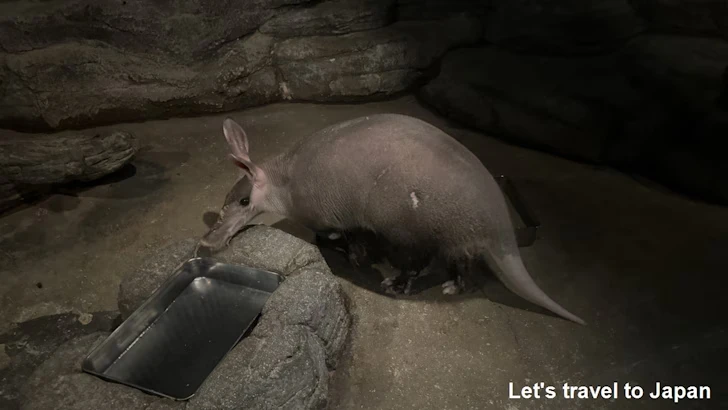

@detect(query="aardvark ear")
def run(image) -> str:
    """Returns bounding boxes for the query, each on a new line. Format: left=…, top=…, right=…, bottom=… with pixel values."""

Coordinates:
left=222, top=117, right=257, bottom=179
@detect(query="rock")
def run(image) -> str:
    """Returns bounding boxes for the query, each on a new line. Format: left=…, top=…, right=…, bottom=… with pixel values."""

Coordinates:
left=213, top=225, right=332, bottom=276
left=0, top=128, right=137, bottom=213
left=484, top=0, right=644, bottom=55
left=630, top=0, right=728, bottom=39
left=719, top=66, right=728, bottom=110
left=1, top=31, right=278, bottom=132
left=117, top=238, right=197, bottom=319
left=0, top=344, right=9, bottom=371
left=642, top=109, right=728, bottom=205
left=261, top=0, right=396, bottom=38
left=649, top=150, right=728, bottom=205
left=1, top=1, right=480, bottom=132
left=260, top=269, right=350, bottom=368
left=210, top=226, right=351, bottom=370
left=189, top=326, right=329, bottom=410
left=420, top=46, right=666, bottom=162
left=0, top=312, right=120, bottom=410
left=0, top=129, right=136, bottom=184
left=0, top=0, right=275, bottom=59
left=620, top=34, right=728, bottom=114
left=396, top=0, right=489, bottom=22
left=274, top=14, right=482, bottom=100
left=20, top=332, right=178, bottom=410
left=618, top=35, right=728, bottom=205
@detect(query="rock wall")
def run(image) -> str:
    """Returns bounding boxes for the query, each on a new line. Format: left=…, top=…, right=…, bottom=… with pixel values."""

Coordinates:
left=420, top=0, right=728, bottom=204
left=0, top=0, right=481, bottom=132
left=631, top=0, right=728, bottom=39
left=484, top=0, right=644, bottom=55
left=0, top=128, right=137, bottom=212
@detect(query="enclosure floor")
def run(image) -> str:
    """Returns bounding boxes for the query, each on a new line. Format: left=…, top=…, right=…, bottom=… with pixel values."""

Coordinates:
left=1, top=95, right=726, bottom=409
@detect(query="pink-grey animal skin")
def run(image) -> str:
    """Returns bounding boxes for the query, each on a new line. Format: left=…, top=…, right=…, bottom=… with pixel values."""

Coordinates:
left=198, top=114, right=586, bottom=325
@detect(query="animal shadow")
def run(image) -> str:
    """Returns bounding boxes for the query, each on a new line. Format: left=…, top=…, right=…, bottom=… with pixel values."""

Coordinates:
left=59, top=148, right=189, bottom=203
left=313, top=230, right=570, bottom=321
left=222, top=218, right=569, bottom=321
left=0, top=162, right=139, bottom=217
left=202, top=211, right=220, bottom=229
left=312, top=230, right=475, bottom=302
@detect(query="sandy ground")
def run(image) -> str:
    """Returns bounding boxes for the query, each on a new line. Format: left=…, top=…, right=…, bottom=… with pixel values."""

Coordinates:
left=1, top=95, right=726, bottom=409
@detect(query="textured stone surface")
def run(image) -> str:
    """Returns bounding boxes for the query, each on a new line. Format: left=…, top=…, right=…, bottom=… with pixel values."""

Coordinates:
left=420, top=46, right=666, bottom=162
left=213, top=225, right=333, bottom=277
left=0, top=130, right=136, bottom=184
left=720, top=65, right=728, bottom=110
left=117, top=238, right=197, bottom=319
left=1, top=31, right=278, bottom=132
left=261, top=0, right=396, bottom=38
left=621, top=34, right=728, bottom=113
left=631, top=0, right=728, bottom=39
left=0, top=0, right=277, bottom=58
left=0, top=312, right=120, bottom=410
left=274, top=15, right=481, bottom=100
left=640, top=108, right=728, bottom=205
left=189, top=325, right=329, bottom=410
left=396, top=0, right=489, bottom=22
left=20, top=333, right=178, bottom=410
left=484, top=0, right=644, bottom=55
left=0, top=128, right=137, bottom=212
left=618, top=34, right=728, bottom=204
left=0, top=1, right=481, bottom=131
left=260, top=269, right=351, bottom=369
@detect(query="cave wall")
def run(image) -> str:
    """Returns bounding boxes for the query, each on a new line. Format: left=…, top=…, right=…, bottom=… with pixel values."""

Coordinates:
left=0, top=0, right=483, bottom=132
left=1, top=0, right=726, bottom=204
left=419, top=0, right=728, bottom=204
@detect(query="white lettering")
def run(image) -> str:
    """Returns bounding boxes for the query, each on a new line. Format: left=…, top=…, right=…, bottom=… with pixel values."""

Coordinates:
left=509, top=382, right=521, bottom=399
left=649, top=382, right=712, bottom=403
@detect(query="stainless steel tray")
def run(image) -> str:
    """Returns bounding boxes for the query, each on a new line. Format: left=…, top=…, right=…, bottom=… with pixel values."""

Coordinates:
left=494, top=175, right=541, bottom=247
left=82, top=257, right=283, bottom=400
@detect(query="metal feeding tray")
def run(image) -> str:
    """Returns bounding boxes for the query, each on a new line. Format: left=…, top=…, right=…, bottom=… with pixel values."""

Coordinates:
left=82, top=257, right=283, bottom=400
left=494, top=175, right=541, bottom=247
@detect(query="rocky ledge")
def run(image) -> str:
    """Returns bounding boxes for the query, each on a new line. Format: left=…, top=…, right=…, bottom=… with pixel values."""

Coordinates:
left=0, top=0, right=481, bottom=132
left=21, top=225, right=351, bottom=410
left=0, top=129, right=137, bottom=212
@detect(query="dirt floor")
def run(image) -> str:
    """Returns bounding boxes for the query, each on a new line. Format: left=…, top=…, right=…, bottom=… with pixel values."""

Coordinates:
left=1, top=95, right=727, bottom=409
